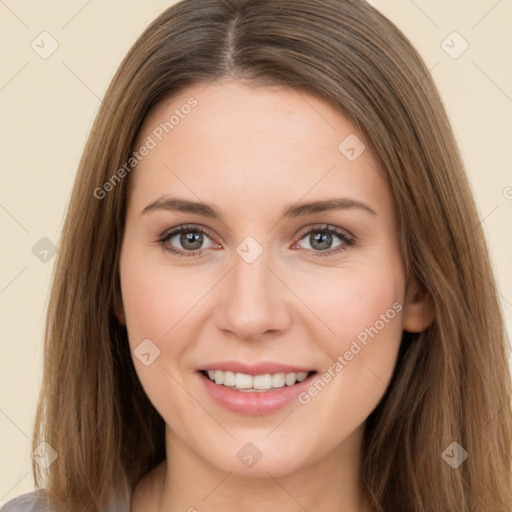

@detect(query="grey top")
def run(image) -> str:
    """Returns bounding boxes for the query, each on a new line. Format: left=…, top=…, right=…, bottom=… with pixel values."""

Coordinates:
left=1, top=489, right=130, bottom=512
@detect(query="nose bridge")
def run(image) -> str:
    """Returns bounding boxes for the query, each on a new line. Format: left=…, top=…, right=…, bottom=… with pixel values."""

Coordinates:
left=215, top=242, right=289, bottom=340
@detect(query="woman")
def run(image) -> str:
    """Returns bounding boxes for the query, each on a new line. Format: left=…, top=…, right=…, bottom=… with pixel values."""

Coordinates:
left=3, top=0, right=511, bottom=510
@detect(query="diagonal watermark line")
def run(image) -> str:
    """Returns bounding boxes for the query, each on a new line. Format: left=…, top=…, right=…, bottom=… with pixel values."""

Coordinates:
left=0, top=472, right=30, bottom=503
left=61, top=60, right=117, bottom=116
left=266, top=471, right=309, bottom=511
left=407, top=61, right=439, bottom=99
left=367, top=367, right=386, bottom=386
left=438, top=203, right=500, bottom=258
left=0, top=62, right=29, bottom=92
left=407, top=0, right=439, bottom=28
left=201, top=471, right=233, bottom=502
left=265, top=410, right=294, bottom=438
left=0, top=202, right=29, bottom=233
left=162, top=267, right=234, bottom=337
left=61, top=60, right=102, bottom=100
left=464, top=252, right=512, bottom=320
left=61, top=0, right=93, bottom=29
left=470, top=472, right=494, bottom=501
left=480, top=265, right=511, bottom=310
left=2, top=205, right=30, bottom=235
left=414, top=467, right=443, bottom=507
left=265, top=266, right=336, bottom=336
left=162, top=366, right=233, bottom=437
left=296, top=89, right=336, bottom=131
left=0, top=0, right=29, bottom=28
left=0, top=408, right=29, bottom=439
left=476, top=204, right=500, bottom=231
left=472, top=61, right=512, bottom=104
left=471, top=0, right=503, bottom=30
left=436, top=202, right=512, bottom=325
left=473, top=397, right=512, bottom=438
left=199, top=70, right=229, bottom=94
left=0, top=266, right=28, bottom=295
left=499, top=292, right=512, bottom=310
left=435, top=203, right=502, bottom=299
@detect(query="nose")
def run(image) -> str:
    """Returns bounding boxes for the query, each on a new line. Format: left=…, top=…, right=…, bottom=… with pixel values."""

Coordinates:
left=214, top=248, right=291, bottom=341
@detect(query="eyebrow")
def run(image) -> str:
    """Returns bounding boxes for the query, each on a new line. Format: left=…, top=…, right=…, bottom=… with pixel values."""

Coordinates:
left=141, top=196, right=377, bottom=218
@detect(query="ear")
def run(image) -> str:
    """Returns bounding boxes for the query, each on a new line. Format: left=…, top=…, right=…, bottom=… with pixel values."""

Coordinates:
left=402, top=280, right=435, bottom=333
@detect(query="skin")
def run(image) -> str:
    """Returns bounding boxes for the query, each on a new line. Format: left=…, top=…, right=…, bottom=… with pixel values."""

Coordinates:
left=118, top=79, right=433, bottom=512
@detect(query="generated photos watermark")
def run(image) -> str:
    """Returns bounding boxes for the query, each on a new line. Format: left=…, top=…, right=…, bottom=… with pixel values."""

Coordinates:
left=297, top=301, right=403, bottom=405
left=93, top=97, right=198, bottom=200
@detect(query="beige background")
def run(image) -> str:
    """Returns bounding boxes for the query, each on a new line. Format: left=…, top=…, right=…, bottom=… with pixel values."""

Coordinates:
left=1, top=0, right=511, bottom=503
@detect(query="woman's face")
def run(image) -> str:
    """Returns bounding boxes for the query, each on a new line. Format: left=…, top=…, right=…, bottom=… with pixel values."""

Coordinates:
left=119, top=79, right=428, bottom=478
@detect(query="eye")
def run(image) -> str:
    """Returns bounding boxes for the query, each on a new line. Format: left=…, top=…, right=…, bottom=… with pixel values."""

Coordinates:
left=292, top=224, right=355, bottom=258
left=157, top=224, right=219, bottom=257
left=157, top=223, right=355, bottom=259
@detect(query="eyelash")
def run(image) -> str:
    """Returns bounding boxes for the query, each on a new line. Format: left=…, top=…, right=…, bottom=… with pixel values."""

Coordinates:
left=156, top=223, right=355, bottom=259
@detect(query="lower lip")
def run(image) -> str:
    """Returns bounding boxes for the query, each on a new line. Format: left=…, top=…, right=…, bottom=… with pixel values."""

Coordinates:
left=197, top=371, right=316, bottom=415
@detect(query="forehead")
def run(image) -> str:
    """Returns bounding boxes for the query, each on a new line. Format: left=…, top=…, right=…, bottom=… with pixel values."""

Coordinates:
left=128, top=80, right=389, bottom=220
left=136, top=79, right=363, bottom=160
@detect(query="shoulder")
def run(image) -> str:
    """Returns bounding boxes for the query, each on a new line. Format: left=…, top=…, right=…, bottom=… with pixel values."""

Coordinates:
left=1, top=487, right=131, bottom=512
left=0, top=490, right=51, bottom=511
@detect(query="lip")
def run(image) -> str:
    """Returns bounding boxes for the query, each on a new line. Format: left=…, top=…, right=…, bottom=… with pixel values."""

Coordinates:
left=199, top=360, right=314, bottom=376
left=197, top=363, right=317, bottom=416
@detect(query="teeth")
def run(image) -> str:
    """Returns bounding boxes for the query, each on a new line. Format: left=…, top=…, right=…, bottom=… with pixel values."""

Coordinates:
left=235, top=373, right=253, bottom=389
left=285, top=373, right=296, bottom=386
left=223, top=371, right=236, bottom=386
left=204, top=370, right=310, bottom=391
left=253, top=374, right=272, bottom=389
left=271, top=373, right=285, bottom=388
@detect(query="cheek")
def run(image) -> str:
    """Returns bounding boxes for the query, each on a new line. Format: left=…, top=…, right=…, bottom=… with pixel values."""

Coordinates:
left=119, top=255, right=201, bottom=421
left=299, top=248, right=404, bottom=373
left=329, top=272, right=402, bottom=345
left=296, top=253, right=404, bottom=348
left=330, top=288, right=403, bottom=387
left=297, top=268, right=404, bottom=428
left=120, top=252, right=206, bottom=349
left=119, top=251, right=214, bottom=408
left=121, top=273, right=169, bottom=349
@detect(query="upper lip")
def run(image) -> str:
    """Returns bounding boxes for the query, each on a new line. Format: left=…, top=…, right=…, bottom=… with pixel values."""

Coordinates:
left=199, top=361, right=315, bottom=375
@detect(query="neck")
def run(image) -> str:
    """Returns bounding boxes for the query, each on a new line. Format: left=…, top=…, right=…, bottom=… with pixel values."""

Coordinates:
left=135, top=424, right=371, bottom=512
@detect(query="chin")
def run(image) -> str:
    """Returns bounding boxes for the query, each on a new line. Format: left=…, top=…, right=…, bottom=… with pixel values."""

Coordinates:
left=194, top=433, right=320, bottom=478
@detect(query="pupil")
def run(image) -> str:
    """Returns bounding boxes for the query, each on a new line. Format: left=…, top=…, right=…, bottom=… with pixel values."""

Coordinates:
left=311, top=231, right=331, bottom=250
left=181, top=230, right=203, bottom=250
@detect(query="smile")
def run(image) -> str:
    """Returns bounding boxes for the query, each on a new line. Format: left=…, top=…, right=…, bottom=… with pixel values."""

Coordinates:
left=197, top=363, right=318, bottom=415
left=202, top=369, right=311, bottom=391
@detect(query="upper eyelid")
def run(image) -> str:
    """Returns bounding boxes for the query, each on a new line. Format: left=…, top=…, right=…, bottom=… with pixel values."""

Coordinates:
left=160, top=224, right=216, bottom=241
left=295, top=223, right=354, bottom=240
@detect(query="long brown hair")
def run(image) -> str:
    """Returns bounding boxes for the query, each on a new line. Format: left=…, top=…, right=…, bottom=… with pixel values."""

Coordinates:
left=32, top=0, right=512, bottom=510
